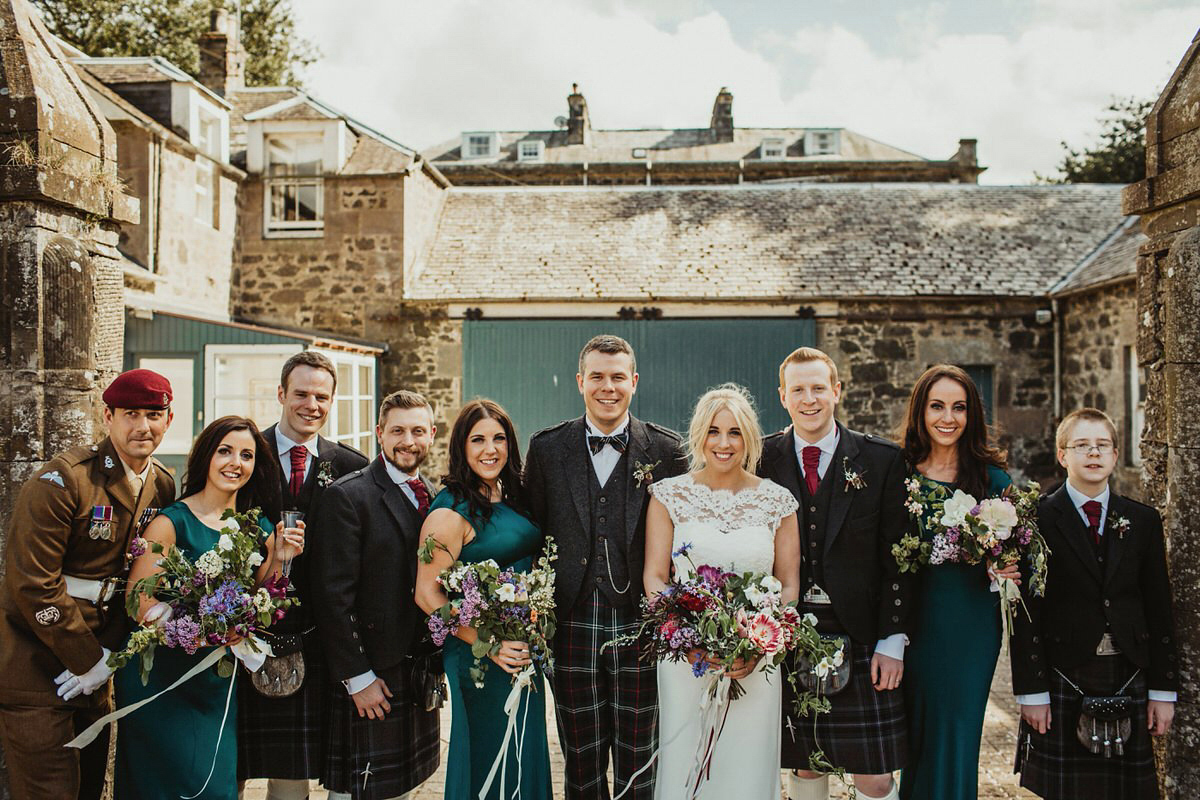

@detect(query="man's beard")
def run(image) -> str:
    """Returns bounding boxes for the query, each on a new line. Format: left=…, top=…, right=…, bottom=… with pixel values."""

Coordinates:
left=385, top=446, right=427, bottom=474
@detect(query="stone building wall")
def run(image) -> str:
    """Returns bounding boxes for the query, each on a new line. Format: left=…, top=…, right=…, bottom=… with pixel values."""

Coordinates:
left=818, top=298, right=1058, bottom=484
left=402, top=166, right=448, bottom=293
left=1057, top=281, right=1143, bottom=498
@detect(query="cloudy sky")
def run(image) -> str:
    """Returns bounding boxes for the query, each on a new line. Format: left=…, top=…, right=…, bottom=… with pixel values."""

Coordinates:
left=290, top=0, right=1195, bottom=184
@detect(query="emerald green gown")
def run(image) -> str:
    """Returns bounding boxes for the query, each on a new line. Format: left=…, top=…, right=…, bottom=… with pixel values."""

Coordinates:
left=432, top=490, right=553, bottom=800
left=114, top=502, right=270, bottom=800
left=900, top=465, right=1011, bottom=800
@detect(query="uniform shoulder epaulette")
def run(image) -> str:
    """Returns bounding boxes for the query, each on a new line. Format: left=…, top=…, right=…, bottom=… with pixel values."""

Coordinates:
left=645, top=422, right=683, bottom=441
left=862, top=432, right=901, bottom=450
left=58, top=444, right=99, bottom=468
left=530, top=420, right=571, bottom=440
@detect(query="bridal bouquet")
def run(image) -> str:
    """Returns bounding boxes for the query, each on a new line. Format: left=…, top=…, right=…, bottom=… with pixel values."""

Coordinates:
left=893, top=477, right=1049, bottom=647
left=620, top=543, right=839, bottom=700
left=107, top=508, right=295, bottom=683
left=421, top=536, right=558, bottom=688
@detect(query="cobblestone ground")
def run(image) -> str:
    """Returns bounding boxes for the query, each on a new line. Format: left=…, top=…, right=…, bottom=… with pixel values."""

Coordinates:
left=245, top=653, right=1035, bottom=799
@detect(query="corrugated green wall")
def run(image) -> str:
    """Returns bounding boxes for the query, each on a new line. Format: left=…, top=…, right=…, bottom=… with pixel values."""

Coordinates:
left=463, top=318, right=817, bottom=444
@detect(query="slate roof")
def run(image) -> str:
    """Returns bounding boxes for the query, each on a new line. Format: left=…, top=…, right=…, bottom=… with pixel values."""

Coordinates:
left=1051, top=217, right=1142, bottom=296
left=424, top=127, right=929, bottom=165
left=73, top=56, right=230, bottom=108
left=409, top=183, right=1126, bottom=302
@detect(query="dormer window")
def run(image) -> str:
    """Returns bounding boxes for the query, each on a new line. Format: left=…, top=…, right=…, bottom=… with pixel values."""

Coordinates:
left=805, top=129, right=840, bottom=156
left=761, top=137, right=787, bottom=160
left=264, top=134, right=324, bottom=236
left=462, top=132, right=500, bottom=159
left=517, top=140, right=545, bottom=163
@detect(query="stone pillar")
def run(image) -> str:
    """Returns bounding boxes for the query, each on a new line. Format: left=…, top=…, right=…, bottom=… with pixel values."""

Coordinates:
left=0, top=0, right=137, bottom=789
left=1122, top=27, right=1200, bottom=800
left=709, top=87, right=733, bottom=143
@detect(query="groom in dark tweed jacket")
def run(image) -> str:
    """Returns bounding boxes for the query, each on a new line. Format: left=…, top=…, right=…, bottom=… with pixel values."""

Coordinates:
left=524, top=335, right=687, bottom=800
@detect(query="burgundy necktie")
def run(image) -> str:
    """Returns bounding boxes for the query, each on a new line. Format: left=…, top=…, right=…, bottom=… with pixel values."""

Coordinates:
left=288, top=445, right=307, bottom=497
left=802, top=446, right=821, bottom=496
left=406, top=478, right=431, bottom=516
left=1082, top=500, right=1103, bottom=546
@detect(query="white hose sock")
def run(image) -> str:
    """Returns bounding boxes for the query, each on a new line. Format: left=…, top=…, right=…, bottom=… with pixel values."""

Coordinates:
left=786, top=772, right=830, bottom=800
left=265, top=778, right=310, bottom=800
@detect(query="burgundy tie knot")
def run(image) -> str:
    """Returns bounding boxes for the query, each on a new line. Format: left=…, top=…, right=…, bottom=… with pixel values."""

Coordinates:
left=1082, top=500, right=1103, bottom=545
left=288, top=445, right=308, bottom=497
left=801, top=446, right=822, bottom=495
left=406, top=478, right=431, bottom=516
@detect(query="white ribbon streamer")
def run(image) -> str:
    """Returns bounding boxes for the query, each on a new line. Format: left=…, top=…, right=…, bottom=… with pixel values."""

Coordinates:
left=684, top=673, right=732, bottom=800
left=478, top=665, right=535, bottom=800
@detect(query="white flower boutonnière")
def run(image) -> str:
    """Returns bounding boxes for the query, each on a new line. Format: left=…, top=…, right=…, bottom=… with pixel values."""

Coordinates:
left=633, top=460, right=660, bottom=488
left=316, top=460, right=335, bottom=488
left=1109, top=514, right=1131, bottom=540
left=842, top=457, right=866, bottom=493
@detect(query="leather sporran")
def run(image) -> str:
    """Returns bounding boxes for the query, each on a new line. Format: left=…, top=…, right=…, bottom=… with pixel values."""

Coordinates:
left=1076, top=695, right=1135, bottom=758
left=793, top=634, right=851, bottom=696
left=249, top=632, right=305, bottom=698
left=409, top=652, right=447, bottom=711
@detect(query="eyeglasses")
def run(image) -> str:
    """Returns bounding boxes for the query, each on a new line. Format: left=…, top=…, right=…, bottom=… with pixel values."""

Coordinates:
left=1066, top=443, right=1115, bottom=455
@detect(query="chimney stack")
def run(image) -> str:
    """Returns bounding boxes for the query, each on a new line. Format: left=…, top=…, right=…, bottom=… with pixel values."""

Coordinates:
left=198, top=7, right=245, bottom=97
left=710, top=87, right=733, bottom=143
left=567, top=83, right=591, bottom=146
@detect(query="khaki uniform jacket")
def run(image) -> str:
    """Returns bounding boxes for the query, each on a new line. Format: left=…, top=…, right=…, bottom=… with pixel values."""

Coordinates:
left=0, top=437, right=176, bottom=704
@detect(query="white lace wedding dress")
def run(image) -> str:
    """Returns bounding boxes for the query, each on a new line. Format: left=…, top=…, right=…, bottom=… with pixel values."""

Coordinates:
left=648, top=473, right=799, bottom=800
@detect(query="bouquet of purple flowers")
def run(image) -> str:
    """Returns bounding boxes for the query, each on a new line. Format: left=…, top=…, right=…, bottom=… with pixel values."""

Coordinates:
left=421, top=536, right=557, bottom=688
left=107, top=508, right=295, bottom=683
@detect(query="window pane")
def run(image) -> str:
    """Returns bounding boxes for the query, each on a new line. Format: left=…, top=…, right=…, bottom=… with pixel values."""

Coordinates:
left=336, top=398, right=353, bottom=437
left=138, top=358, right=195, bottom=455
left=358, top=398, right=372, bottom=431
left=358, top=364, right=371, bottom=393
left=211, top=350, right=297, bottom=429
left=296, top=183, right=320, bottom=221
left=267, top=136, right=323, bottom=176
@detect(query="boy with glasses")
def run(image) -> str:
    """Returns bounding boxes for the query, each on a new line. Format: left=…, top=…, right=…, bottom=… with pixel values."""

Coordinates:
left=1012, top=407, right=1177, bottom=799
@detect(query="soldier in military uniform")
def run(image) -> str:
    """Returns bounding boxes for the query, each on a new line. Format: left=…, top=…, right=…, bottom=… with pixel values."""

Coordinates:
left=0, top=370, right=177, bottom=800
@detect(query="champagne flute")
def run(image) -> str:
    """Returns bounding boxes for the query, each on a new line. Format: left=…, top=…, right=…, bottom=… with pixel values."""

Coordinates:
left=280, top=510, right=305, bottom=584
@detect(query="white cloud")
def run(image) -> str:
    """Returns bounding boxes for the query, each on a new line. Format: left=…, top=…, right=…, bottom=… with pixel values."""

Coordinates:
left=292, top=0, right=1196, bottom=183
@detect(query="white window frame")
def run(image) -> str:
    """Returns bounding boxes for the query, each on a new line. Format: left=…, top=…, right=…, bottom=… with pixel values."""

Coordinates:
left=204, top=343, right=302, bottom=428
left=761, top=137, right=787, bottom=160
left=263, top=133, right=325, bottom=238
left=804, top=129, right=840, bottom=156
left=195, top=155, right=215, bottom=227
left=462, top=131, right=499, bottom=159
left=315, top=349, right=377, bottom=458
left=517, top=139, right=545, bottom=163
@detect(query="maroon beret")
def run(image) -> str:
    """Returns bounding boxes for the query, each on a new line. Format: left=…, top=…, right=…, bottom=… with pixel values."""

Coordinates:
left=102, top=369, right=173, bottom=410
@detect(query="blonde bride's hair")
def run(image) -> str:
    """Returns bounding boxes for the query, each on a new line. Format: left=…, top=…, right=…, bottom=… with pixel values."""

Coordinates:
left=686, top=383, right=763, bottom=473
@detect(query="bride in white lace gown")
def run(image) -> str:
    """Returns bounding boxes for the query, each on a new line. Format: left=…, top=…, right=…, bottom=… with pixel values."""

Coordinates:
left=643, top=385, right=800, bottom=800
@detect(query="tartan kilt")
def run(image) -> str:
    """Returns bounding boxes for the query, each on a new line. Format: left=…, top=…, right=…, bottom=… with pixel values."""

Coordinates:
left=323, top=662, right=441, bottom=800
left=1016, top=655, right=1157, bottom=800
left=781, top=604, right=907, bottom=775
left=237, top=634, right=329, bottom=780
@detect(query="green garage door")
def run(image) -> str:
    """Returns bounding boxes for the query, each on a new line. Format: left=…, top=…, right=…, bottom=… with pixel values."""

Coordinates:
left=463, top=319, right=816, bottom=444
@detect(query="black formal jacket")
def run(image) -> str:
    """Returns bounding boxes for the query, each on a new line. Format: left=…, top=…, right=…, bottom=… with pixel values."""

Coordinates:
left=312, top=456, right=433, bottom=683
left=524, top=415, right=688, bottom=612
left=263, top=424, right=368, bottom=634
left=757, top=422, right=913, bottom=645
left=1010, top=485, right=1179, bottom=696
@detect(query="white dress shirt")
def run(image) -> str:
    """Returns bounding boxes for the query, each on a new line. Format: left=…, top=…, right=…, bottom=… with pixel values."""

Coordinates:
left=1017, top=481, right=1175, bottom=705
left=118, top=457, right=152, bottom=499
left=793, top=425, right=907, bottom=661
left=344, top=458, right=425, bottom=696
left=276, top=427, right=320, bottom=486
left=586, top=415, right=630, bottom=486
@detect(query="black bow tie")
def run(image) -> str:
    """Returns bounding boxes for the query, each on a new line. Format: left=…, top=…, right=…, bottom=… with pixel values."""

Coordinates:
left=588, top=431, right=628, bottom=455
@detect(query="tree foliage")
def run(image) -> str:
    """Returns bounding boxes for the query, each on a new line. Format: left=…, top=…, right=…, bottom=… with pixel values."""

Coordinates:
left=1039, top=97, right=1153, bottom=184
left=32, top=0, right=318, bottom=87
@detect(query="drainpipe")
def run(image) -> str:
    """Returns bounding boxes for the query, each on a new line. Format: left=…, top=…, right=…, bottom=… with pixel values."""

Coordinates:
left=151, top=132, right=165, bottom=273
left=1052, top=298, right=1061, bottom=420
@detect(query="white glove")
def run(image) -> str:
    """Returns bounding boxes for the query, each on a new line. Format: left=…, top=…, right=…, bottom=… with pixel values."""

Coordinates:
left=53, top=648, right=113, bottom=701
left=142, top=601, right=173, bottom=627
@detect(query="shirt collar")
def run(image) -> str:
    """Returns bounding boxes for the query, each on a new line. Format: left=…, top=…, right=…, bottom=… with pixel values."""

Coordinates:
left=118, top=457, right=151, bottom=484
left=793, top=424, right=840, bottom=457
left=276, top=426, right=320, bottom=459
left=382, top=456, right=420, bottom=487
left=1066, top=480, right=1110, bottom=511
left=585, top=415, right=630, bottom=438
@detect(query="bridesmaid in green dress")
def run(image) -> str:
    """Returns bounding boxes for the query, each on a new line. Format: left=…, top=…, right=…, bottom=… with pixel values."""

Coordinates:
left=415, top=399, right=553, bottom=800
left=114, top=416, right=299, bottom=799
left=896, top=366, right=1020, bottom=800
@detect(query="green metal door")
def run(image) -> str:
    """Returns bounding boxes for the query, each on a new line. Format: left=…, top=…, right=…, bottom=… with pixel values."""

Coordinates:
left=463, top=319, right=816, bottom=445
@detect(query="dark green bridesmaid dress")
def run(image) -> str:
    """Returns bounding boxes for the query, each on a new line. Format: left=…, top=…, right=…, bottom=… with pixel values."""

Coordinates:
left=114, top=502, right=270, bottom=800
left=432, top=489, right=553, bottom=800
left=900, top=465, right=1011, bottom=800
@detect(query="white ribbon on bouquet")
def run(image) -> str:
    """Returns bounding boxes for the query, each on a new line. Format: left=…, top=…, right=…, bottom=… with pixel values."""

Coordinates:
left=65, top=636, right=273, bottom=798
left=479, top=664, right=536, bottom=800
left=684, top=672, right=732, bottom=800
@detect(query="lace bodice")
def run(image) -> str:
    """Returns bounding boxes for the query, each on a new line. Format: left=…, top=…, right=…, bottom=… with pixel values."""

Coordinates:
left=649, top=473, right=798, bottom=577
